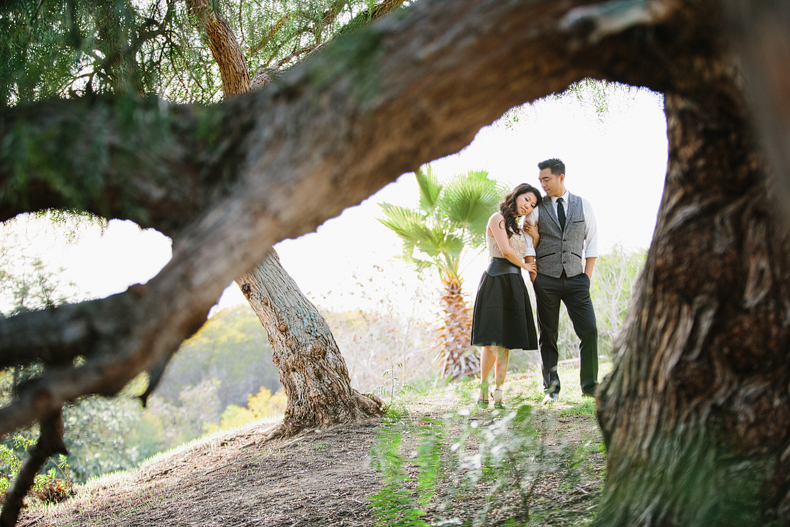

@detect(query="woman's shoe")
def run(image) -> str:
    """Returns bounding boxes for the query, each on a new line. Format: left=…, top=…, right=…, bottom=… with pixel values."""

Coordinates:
left=493, top=388, right=505, bottom=409
left=478, top=383, right=490, bottom=408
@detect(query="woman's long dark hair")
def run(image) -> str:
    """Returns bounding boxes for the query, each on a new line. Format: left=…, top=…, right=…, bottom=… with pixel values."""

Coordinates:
left=499, top=183, right=543, bottom=238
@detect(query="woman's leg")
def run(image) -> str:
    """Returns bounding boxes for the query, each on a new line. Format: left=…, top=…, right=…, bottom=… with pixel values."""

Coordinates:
left=493, top=347, right=510, bottom=405
left=480, top=345, right=496, bottom=401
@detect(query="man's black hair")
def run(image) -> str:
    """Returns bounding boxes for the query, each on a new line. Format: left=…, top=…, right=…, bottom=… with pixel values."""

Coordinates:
left=538, top=158, right=565, bottom=176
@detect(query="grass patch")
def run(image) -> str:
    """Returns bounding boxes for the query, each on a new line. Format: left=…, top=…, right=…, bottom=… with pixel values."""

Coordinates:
left=557, top=398, right=597, bottom=417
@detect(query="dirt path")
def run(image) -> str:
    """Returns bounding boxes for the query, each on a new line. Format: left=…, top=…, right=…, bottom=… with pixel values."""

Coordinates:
left=21, top=378, right=605, bottom=527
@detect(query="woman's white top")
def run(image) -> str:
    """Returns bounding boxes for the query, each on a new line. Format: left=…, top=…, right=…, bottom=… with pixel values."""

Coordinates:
left=486, top=210, right=538, bottom=259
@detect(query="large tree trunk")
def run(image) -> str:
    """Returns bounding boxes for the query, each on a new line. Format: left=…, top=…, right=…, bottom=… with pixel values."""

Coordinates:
left=237, top=252, right=383, bottom=439
left=187, top=0, right=387, bottom=437
left=187, top=0, right=251, bottom=97
left=594, top=88, right=790, bottom=525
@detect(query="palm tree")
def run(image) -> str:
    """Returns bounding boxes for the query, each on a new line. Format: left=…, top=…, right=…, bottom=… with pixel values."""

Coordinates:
left=379, top=166, right=503, bottom=379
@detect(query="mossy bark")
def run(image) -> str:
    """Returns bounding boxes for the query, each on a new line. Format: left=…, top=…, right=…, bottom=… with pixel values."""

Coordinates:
left=594, top=89, right=790, bottom=527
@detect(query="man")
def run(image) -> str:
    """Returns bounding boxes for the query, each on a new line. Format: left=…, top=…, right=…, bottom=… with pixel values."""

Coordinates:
left=534, top=158, right=599, bottom=402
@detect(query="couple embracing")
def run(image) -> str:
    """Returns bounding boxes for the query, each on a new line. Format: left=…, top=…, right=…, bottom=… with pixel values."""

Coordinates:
left=471, top=158, right=599, bottom=408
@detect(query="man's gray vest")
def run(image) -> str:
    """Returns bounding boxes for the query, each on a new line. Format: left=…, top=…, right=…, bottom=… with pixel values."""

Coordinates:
left=536, top=193, right=586, bottom=278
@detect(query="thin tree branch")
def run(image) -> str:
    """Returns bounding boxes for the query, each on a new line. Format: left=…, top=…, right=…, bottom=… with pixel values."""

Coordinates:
left=246, top=0, right=348, bottom=59
left=238, top=0, right=246, bottom=48
left=0, top=409, right=68, bottom=527
left=249, top=14, right=292, bottom=57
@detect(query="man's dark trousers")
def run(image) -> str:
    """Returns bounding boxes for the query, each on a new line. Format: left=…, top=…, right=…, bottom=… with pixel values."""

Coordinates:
left=534, top=272, right=598, bottom=395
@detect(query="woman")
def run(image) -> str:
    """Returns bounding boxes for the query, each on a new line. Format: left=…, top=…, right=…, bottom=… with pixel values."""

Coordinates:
left=471, top=183, right=541, bottom=409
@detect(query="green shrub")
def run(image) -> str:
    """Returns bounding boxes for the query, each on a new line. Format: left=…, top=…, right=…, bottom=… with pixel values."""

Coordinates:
left=0, top=435, right=75, bottom=507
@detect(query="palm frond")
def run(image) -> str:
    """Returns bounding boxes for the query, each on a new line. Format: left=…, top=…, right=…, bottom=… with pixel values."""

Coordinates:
left=380, top=203, right=451, bottom=266
left=415, top=164, right=442, bottom=214
left=431, top=230, right=464, bottom=261
left=378, top=203, right=424, bottom=237
left=458, top=228, right=488, bottom=253
left=411, top=224, right=450, bottom=258
left=440, top=171, right=502, bottom=243
left=466, top=169, right=493, bottom=182
left=409, top=256, right=434, bottom=273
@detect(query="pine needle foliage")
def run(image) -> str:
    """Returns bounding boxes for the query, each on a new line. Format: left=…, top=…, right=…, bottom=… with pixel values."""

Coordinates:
left=0, top=0, right=180, bottom=103
left=378, top=166, right=504, bottom=379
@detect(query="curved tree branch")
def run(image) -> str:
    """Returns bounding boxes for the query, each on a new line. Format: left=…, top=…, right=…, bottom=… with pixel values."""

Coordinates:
left=0, top=0, right=709, bottom=447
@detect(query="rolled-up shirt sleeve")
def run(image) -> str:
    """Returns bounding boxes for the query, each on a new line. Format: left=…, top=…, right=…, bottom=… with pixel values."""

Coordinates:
left=523, top=209, right=538, bottom=257
left=582, top=198, right=598, bottom=258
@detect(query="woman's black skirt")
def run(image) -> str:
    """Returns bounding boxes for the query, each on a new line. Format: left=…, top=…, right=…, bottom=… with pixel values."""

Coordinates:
left=471, top=258, right=538, bottom=350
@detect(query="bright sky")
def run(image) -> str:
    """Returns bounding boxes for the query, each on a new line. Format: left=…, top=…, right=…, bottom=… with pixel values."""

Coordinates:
left=1, top=86, right=667, bottom=318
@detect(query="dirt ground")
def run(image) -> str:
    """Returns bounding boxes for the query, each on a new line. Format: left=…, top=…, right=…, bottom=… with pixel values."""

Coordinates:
left=20, top=376, right=605, bottom=527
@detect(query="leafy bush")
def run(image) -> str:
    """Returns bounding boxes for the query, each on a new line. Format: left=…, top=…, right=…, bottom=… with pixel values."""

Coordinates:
left=155, top=306, right=281, bottom=412
left=0, top=436, right=75, bottom=507
left=127, top=378, right=224, bottom=460
left=62, top=396, right=146, bottom=482
left=247, top=386, right=287, bottom=419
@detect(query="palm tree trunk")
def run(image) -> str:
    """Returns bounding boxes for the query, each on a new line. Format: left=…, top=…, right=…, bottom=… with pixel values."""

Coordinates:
left=437, top=275, right=479, bottom=379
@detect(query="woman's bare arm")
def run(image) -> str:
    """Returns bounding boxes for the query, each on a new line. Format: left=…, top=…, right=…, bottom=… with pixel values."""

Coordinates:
left=489, top=213, right=531, bottom=271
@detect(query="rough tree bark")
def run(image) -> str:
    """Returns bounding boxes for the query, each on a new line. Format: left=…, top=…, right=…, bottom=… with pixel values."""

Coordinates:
left=437, top=274, right=477, bottom=379
left=187, top=0, right=251, bottom=96
left=586, top=2, right=790, bottom=526
left=595, top=90, right=790, bottom=526
left=187, top=0, right=386, bottom=436
left=237, top=253, right=382, bottom=438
